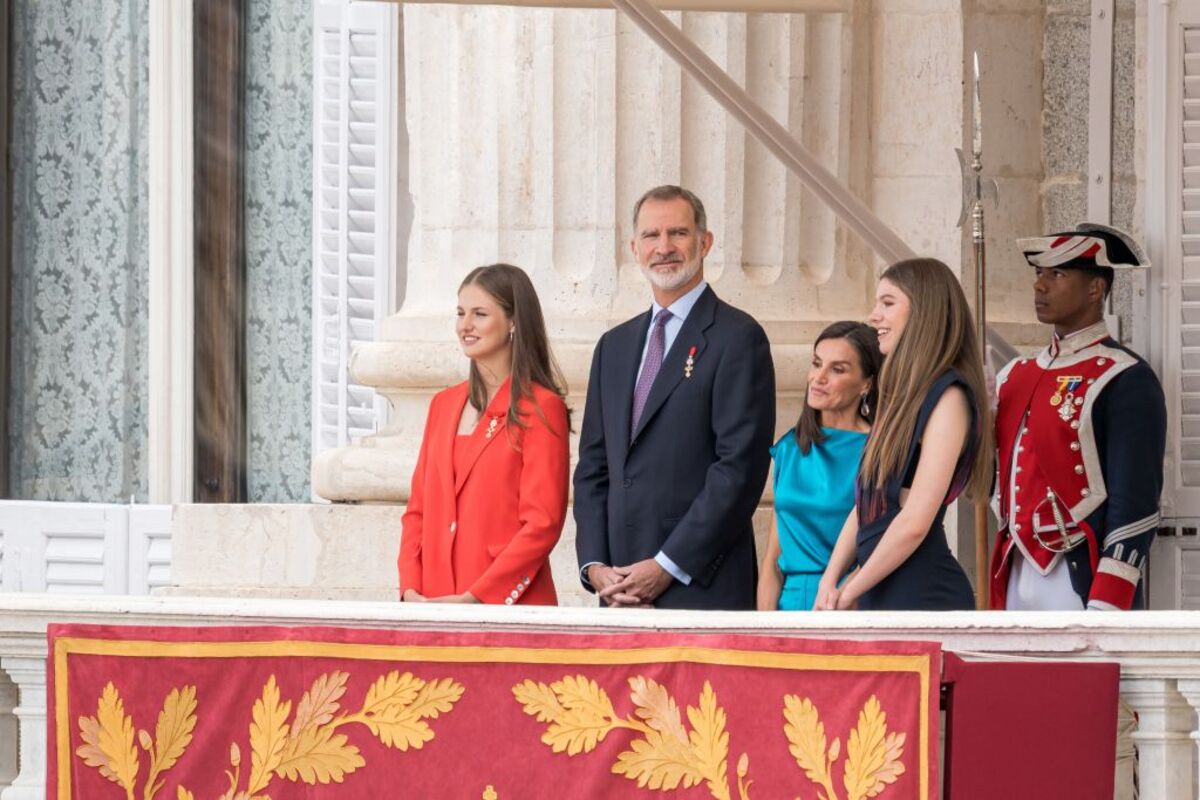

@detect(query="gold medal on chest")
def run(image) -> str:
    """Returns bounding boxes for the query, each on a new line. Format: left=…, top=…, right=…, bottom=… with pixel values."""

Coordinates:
left=684, top=345, right=697, bottom=379
left=1051, top=376, right=1083, bottom=417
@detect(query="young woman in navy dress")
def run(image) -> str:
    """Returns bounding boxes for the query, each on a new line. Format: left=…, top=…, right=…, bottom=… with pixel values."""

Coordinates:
left=815, top=258, right=993, bottom=611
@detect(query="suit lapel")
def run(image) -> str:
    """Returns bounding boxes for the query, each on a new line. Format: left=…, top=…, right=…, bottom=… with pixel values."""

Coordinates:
left=630, top=286, right=716, bottom=443
left=439, top=383, right=469, bottom=503
left=454, top=378, right=513, bottom=496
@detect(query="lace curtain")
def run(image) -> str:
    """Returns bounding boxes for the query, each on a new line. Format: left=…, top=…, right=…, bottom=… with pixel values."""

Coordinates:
left=244, top=0, right=313, bottom=502
left=7, top=0, right=150, bottom=502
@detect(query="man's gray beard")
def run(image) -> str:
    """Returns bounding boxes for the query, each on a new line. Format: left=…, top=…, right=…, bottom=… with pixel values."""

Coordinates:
left=641, top=259, right=701, bottom=292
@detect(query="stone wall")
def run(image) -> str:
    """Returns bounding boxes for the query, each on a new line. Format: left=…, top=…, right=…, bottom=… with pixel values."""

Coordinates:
left=1041, top=0, right=1143, bottom=342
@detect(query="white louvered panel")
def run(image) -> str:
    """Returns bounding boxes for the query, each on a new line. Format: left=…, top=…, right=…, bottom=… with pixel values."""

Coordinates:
left=1178, top=281, right=1200, bottom=487
left=37, top=505, right=128, bottom=594
left=0, top=501, right=175, bottom=595
left=128, top=505, right=173, bottom=594
left=1184, top=29, right=1200, bottom=284
left=43, top=532, right=108, bottom=593
left=1182, top=546, right=1200, bottom=609
left=1168, top=27, right=1200, bottom=519
left=311, top=0, right=397, bottom=489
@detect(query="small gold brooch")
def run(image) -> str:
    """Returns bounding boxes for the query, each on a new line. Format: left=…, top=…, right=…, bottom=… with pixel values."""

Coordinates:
left=485, top=416, right=500, bottom=439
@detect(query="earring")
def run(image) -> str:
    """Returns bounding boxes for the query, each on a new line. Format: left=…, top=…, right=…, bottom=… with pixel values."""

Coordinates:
left=508, top=328, right=514, bottom=342
left=860, top=394, right=871, bottom=418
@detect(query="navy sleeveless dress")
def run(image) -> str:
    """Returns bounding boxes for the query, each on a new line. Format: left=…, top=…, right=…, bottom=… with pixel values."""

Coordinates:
left=854, top=370, right=977, bottom=611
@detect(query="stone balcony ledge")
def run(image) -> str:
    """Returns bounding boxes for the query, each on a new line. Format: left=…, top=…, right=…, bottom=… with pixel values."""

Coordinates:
left=2, top=593, right=1199, bottom=661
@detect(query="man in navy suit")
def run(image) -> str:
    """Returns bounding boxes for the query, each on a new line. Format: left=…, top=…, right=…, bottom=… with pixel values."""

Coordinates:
left=574, top=185, right=776, bottom=610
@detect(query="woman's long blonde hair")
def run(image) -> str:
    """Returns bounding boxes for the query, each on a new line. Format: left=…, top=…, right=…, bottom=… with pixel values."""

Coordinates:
left=858, top=258, right=993, bottom=500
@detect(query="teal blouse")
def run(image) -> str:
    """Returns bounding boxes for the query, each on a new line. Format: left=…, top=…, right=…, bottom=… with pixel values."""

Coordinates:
left=770, top=426, right=869, bottom=610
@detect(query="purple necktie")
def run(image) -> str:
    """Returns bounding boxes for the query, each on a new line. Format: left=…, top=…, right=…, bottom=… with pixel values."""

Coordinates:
left=631, top=308, right=672, bottom=436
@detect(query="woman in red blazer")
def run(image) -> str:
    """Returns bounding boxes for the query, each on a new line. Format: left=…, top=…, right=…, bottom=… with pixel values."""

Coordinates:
left=399, top=263, right=570, bottom=605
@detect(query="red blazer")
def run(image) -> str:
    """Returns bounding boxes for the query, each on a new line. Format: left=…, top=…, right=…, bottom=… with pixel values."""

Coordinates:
left=399, top=379, right=569, bottom=605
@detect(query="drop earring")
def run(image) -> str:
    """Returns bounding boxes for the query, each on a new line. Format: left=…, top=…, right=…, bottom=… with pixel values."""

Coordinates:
left=860, top=394, right=871, bottom=418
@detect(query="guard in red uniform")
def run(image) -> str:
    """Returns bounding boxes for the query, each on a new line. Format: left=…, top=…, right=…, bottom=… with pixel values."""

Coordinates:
left=990, top=224, right=1166, bottom=610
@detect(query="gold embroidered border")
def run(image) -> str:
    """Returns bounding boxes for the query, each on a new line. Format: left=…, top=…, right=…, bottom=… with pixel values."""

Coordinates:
left=53, top=637, right=933, bottom=799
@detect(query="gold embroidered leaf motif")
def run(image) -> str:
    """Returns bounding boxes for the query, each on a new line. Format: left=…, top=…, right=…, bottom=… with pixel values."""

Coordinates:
left=513, top=678, right=614, bottom=755
left=77, top=714, right=118, bottom=782
left=152, top=686, right=198, bottom=774
left=629, top=676, right=689, bottom=744
left=611, top=728, right=705, bottom=791
left=247, top=676, right=292, bottom=795
left=543, top=675, right=618, bottom=755
left=80, top=682, right=140, bottom=793
left=512, top=679, right=564, bottom=722
left=784, top=696, right=830, bottom=784
left=176, top=787, right=194, bottom=800
left=361, top=673, right=464, bottom=751
left=292, top=671, right=348, bottom=733
left=686, top=682, right=731, bottom=800
left=143, top=685, right=198, bottom=800
left=843, top=696, right=906, bottom=800
left=553, top=675, right=616, bottom=721
left=274, top=723, right=365, bottom=784
left=408, top=677, right=464, bottom=720
left=361, top=671, right=422, bottom=718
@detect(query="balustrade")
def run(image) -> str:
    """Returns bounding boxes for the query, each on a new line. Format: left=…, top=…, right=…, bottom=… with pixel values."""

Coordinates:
left=2, top=595, right=1199, bottom=798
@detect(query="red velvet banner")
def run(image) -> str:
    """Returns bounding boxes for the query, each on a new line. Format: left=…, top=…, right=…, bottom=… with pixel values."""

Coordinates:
left=48, top=624, right=940, bottom=800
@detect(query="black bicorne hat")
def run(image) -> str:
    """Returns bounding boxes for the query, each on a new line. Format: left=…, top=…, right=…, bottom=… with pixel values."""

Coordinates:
left=1017, top=223, right=1149, bottom=271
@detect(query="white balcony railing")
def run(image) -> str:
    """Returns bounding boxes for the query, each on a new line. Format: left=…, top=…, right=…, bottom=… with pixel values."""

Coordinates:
left=2, top=595, right=1199, bottom=798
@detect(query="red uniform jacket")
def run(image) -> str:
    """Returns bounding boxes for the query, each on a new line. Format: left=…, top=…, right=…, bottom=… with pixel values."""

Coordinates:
left=989, top=322, right=1166, bottom=610
left=399, top=380, right=569, bottom=605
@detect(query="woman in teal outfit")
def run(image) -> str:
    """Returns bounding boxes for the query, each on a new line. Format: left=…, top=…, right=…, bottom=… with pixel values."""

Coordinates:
left=757, top=321, right=882, bottom=610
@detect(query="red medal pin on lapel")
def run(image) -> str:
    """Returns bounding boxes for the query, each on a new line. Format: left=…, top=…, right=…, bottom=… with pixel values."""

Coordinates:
left=684, top=346, right=697, bottom=378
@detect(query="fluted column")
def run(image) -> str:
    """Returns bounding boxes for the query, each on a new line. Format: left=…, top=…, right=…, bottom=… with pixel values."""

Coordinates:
left=1121, top=678, right=1193, bottom=800
left=313, top=5, right=871, bottom=502
left=1173, top=679, right=1200, bottom=799
left=0, top=672, right=16, bottom=795
left=0, top=658, right=45, bottom=800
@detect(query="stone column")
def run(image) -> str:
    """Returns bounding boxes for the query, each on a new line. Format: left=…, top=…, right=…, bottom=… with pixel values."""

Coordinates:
left=0, top=671, right=16, bottom=795
left=313, top=4, right=878, bottom=504
left=1121, top=678, right=1194, bottom=800
left=0, top=658, right=46, bottom=800
left=1173, top=679, right=1200, bottom=798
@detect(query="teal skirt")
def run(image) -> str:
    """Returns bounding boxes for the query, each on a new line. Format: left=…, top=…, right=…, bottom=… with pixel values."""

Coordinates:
left=778, top=573, right=822, bottom=610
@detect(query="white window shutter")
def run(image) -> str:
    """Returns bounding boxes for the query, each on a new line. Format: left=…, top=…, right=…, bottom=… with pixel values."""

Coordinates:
left=1164, top=20, right=1200, bottom=522
left=311, top=0, right=398, bottom=474
left=128, top=505, right=173, bottom=594
left=0, top=502, right=128, bottom=594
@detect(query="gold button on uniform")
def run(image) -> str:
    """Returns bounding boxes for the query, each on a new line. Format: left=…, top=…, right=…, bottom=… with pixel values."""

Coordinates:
left=1074, top=465, right=1084, bottom=474
left=1070, top=442, right=1080, bottom=452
